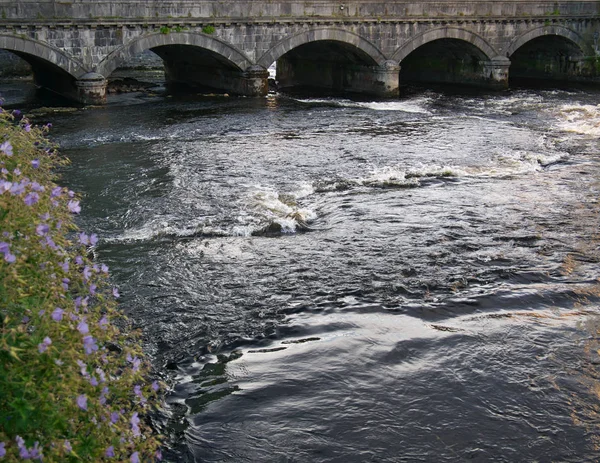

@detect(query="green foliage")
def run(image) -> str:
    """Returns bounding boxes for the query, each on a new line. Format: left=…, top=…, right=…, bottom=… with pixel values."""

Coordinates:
left=159, top=26, right=171, bottom=35
left=0, top=112, right=162, bottom=461
left=202, top=25, right=216, bottom=35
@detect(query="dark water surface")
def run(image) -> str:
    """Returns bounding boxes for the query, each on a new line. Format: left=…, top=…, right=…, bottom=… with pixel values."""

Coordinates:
left=7, top=83, right=600, bottom=461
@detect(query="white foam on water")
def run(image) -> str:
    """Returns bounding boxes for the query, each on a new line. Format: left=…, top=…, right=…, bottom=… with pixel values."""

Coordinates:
left=294, top=97, right=432, bottom=114
left=555, top=103, right=600, bottom=137
left=354, top=99, right=432, bottom=114
left=244, top=186, right=318, bottom=234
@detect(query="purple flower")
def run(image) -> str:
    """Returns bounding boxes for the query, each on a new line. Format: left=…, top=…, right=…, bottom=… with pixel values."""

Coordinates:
left=129, top=356, right=141, bottom=372
left=89, top=233, right=98, bottom=245
left=10, top=181, right=25, bottom=196
left=90, top=376, right=99, bottom=387
left=30, top=182, right=44, bottom=192
left=156, top=450, right=163, bottom=461
left=67, top=200, right=81, bottom=213
left=131, top=451, right=140, bottom=463
left=152, top=381, right=160, bottom=392
left=40, top=212, right=50, bottom=221
left=101, top=264, right=109, bottom=273
left=99, top=315, right=109, bottom=329
left=36, top=224, right=50, bottom=236
left=89, top=283, right=97, bottom=295
left=62, top=278, right=70, bottom=290
left=105, top=446, right=115, bottom=458
left=131, top=412, right=141, bottom=437
left=79, top=233, right=89, bottom=245
left=113, top=287, right=120, bottom=299
left=52, top=307, right=64, bottom=321
left=0, top=180, right=12, bottom=193
left=0, top=442, right=5, bottom=457
left=24, top=123, right=31, bottom=132
left=76, top=394, right=87, bottom=411
left=44, top=236, right=57, bottom=250
left=38, top=309, right=45, bottom=316
left=77, top=320, right=89, bottom=335
left=83, top=266, right=91, bottom=280
left=13, top=167, right=21, bottom=176
left=0, top=141, right=13, bottom=156
left=5, top=253, right=16, bottom=263
left=83, top=335, right=98, bottom=355
left=110, top=411, right=119, bottom=424
left=38, top=336, right=52, bottom=353
left=24, top=192, right=39, bottom=206
left=77, top=359, right=88, bottom=376
left=51, top=186, right=62, bottom=197
left=29, top=441, right=42, bottom=460
left=17, top=440, right=30, bottom=459
left=32, top=159, right=40, bottom=169
left=0, top=241, right=9, bottom=255
left=64, top=440, right=72, bottom=453
left=134, top=385, right=142, bottom=397
left=96, top=368, right=106, bottom=382
left=75, top=255, right=83, bottom=265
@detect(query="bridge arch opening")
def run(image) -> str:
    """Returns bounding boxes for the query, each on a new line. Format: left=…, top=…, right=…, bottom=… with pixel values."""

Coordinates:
left=98, top=33, right=264, bottom=97
left=259, top=29, right=397, bottom=97
left=398, top=38, right=494, bottom=89
left=0, top=36, right=86, bottom=102
left=509, top=34, right=589, bottom=86
left=272, top=40, right=381, bottom=95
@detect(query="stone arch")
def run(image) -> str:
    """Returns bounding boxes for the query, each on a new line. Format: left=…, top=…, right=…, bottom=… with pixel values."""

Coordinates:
left=392, top=27, right=497, bottom=63
left=0, top=35, right=86, bottom=77
left=257, top=28, right=387, bottom=68
left=97, top=32, right=253, bottom=77
left=507, top=25, right=591, bottom=56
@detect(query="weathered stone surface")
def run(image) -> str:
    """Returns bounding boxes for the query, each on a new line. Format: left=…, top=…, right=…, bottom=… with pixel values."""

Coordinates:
left=0, top=0, right=597, bottom=101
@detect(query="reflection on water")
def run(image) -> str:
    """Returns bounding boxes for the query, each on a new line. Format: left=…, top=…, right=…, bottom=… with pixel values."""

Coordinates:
left=4, top=80, right=600, bottom=461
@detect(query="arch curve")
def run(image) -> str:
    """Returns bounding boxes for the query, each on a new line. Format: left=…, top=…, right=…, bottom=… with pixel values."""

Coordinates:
left=392, top=27, right=497, bottom=63
left=0, top=35, right=86, bottom=78
left=97, top=32, right=253, bottom=77
left=257, top=28, right=387, bottom=68
left=507, top=25, right=591, bottom=56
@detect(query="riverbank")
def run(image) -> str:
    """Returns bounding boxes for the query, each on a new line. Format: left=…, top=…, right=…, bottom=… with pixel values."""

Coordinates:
left=0, top=110, right=162, bottom=461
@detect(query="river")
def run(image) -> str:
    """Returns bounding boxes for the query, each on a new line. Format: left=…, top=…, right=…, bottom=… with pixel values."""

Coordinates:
left=4, top=80, right=600, bottom=462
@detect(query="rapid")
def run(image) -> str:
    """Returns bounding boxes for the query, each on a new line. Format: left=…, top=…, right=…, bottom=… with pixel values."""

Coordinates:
left=5, top=81, right=600, bottom=461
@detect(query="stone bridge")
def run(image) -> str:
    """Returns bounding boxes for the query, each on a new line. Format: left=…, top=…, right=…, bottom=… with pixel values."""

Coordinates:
left=0, top=0, right=599, bottom=103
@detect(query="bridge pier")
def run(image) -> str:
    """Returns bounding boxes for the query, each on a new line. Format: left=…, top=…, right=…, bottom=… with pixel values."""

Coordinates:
left=484, top=56, right=511, bottom=89
left=241, top=65, right=270, bottom=96
left=75, top=72, right=107, bottom=105
left=372, top=61, right=401, bottom=97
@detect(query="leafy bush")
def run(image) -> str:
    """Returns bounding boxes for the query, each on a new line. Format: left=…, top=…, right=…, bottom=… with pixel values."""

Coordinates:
left=0, top=110, right=162, bottom=461
left=201, top=25, right=215, bottom=35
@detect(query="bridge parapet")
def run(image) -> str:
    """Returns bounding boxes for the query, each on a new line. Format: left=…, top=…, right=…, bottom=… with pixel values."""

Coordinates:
left=0, top=1, right=598, bottom=21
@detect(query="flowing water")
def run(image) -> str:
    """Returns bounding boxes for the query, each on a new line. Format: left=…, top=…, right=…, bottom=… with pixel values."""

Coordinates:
left=6, top=82, right=600, bottom=461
